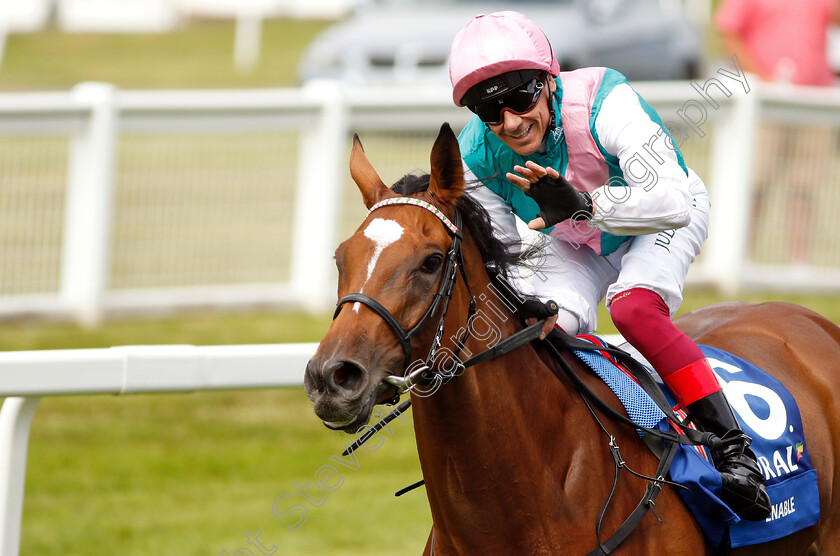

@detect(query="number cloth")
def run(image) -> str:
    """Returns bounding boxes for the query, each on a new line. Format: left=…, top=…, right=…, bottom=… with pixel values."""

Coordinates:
left=573, top=338, right=819, bottom=549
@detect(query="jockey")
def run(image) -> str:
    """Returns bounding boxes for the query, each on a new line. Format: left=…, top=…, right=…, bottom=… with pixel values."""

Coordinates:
left=449, top=10, right=771, bottom=520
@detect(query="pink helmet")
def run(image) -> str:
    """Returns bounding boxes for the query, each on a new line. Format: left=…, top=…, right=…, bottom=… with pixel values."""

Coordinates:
left=450, top=11, right=560, bottom=107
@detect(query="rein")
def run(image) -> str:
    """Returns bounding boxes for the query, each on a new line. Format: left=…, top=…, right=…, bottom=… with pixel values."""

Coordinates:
left=334, top=196, right=720, bottom=554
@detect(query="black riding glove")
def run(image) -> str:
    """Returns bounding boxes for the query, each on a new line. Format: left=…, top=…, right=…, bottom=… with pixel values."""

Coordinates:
left=518, top=298, right=559, bottom=322
left=524, top=173, right=593, bottom=227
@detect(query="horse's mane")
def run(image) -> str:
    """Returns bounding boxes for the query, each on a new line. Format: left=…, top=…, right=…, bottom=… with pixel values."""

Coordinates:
left=391, top=173, right=543, bottom=288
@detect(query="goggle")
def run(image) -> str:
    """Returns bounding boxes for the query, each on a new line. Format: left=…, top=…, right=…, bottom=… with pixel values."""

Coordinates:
left=467, top=77, right=546, bottom=125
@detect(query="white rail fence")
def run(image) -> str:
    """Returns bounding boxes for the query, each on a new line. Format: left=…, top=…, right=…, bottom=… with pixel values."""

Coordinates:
left=2, top=78, right=840, bottom=326
left=1, top=74, right=839, bottom=555
left=0, top=342, right=316, bottom=556
left=4, top=333, right=631, bottom=555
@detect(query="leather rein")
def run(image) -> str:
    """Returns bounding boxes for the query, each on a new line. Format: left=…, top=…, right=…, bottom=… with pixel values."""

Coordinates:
left=331, top=196, right=717, bottom=555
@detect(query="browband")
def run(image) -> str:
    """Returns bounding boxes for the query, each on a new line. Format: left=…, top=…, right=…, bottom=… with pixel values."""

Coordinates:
left=368, top=197, right=460, bottom=236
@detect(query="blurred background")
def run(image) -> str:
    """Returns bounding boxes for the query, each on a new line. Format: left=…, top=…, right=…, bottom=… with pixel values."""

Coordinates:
left=1, top=0, right=839, bottom=554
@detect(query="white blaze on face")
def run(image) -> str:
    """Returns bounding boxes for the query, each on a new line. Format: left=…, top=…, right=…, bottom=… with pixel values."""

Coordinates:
left=354, top=217, right=404, bottom=312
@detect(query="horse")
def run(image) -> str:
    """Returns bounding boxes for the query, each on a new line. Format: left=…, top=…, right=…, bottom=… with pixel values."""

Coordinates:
left=304, top=123, right=840, bottom=554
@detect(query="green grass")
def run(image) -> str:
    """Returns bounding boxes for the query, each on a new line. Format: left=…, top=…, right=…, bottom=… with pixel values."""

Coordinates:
left=0, top=18, right=334, bottom=91
left=24, top=389, right=430, bottom=556
left=0, top=310, right=331, bottom=351
left=6, top=292, right=840, bottom=555
left=8, top=310, right=434, bottom=556
left=3, top=14, right=840, bottom=556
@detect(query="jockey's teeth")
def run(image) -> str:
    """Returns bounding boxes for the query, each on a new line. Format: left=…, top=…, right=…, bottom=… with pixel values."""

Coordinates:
left=512, top=125, right=532, bottom=139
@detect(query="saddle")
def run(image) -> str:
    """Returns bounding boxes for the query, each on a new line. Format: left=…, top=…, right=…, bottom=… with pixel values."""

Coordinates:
left=560, top=333, right=820, bottom=551
left=346, top=280, right=819, bottom=554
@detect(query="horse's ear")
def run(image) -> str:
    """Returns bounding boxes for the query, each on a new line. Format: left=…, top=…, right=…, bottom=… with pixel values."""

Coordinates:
left=350, top=133, right=390, bottom=209
left=428, top=123, right=465, bottom=207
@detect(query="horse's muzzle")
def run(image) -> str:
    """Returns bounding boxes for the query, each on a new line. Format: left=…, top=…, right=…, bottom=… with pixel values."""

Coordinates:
left=304, top=356, right=372, bottom=429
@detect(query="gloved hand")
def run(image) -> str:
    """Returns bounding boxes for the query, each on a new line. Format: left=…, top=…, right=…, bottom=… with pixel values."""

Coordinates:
left=519, top=298, right=559, bottom=340
left=525, top=173, right=592, bottom=227
left=507, top=162, right=593, bottom=228
left=518, top=298, right=559, bottom=321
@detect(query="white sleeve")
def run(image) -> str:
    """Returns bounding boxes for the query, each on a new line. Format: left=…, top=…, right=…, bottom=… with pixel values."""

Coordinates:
left=590, top=83, right=693, bottom=235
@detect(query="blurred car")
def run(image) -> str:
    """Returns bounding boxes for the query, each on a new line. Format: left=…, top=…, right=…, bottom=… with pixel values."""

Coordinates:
left=297, top=0, right=704, bottom=87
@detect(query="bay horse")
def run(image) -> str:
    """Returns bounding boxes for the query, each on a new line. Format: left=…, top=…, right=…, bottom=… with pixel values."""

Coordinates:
left=304, top=123, right=840, bottom=554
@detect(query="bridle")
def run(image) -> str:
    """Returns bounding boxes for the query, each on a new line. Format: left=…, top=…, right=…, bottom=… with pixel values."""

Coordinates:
left=332, top=196, right=477, bottom=395
left=332, top=201, right=721, bottom=555
left=330, top=198, right=731, bottom=555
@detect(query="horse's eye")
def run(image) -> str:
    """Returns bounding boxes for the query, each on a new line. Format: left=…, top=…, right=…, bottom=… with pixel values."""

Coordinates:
left=420, top=254, right=444, bottom=274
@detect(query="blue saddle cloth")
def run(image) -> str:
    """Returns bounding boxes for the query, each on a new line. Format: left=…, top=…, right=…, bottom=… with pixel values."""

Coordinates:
left=572, top=338, right=820, bottom=549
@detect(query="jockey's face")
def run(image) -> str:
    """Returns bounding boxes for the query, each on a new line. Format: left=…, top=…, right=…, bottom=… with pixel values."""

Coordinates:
left=487, top=77, right=556, bottom=156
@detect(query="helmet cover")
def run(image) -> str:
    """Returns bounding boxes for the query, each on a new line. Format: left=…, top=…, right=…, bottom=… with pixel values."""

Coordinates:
left=450, top=11, right=559, bottom=106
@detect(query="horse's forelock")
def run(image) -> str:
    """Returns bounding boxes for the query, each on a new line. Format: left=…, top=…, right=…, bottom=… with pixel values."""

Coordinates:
left=391, top=173, right=430, bottom=196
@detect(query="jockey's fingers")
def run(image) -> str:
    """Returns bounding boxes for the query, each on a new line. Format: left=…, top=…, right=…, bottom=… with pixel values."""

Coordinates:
left=507, top=171, right=531, bottom=192
left=524, top=161, right=548, bottom=179
left=524, top=314, right=558, bottom=340
left=540, top=314, right=559, bottom=340
left=511, top=165, right=537, bottom=181
left=514, top=163, right=547, bottom=183
left=528, top=216, right=547, bottom=230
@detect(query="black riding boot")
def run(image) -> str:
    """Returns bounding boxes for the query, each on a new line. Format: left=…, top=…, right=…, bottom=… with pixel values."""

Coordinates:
left=687, top=390, right=772, bottom=521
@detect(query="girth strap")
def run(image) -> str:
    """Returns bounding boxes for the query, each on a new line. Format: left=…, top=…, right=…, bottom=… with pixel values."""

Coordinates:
left=540, top=335, right=712, bottom=553
left=587, top=440, right=679, bottom=556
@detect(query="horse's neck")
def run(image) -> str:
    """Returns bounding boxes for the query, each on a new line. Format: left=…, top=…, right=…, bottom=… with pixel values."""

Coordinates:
left=409, top=255, right=593, bottom=525
left=409, top=330, right=598, bottom=540
left=410, top=323, right=574, bottom=456
left=408, top=250, right=656, bottom=541
left=406, top=241, right=707, bottom=549
left=419, top=250, right=574, bottom=429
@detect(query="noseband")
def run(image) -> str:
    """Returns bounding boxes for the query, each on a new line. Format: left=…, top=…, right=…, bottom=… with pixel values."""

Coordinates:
left=333, top=197, right=475, bottom=387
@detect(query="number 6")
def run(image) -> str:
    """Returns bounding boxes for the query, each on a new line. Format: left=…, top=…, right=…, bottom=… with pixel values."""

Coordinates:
left=709, top=358, right=788, bottom=441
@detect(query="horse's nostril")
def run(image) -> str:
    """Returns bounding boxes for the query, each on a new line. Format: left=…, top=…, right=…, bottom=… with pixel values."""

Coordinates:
left=334, top=365, right=348, bottom=385
left=331, top=361, right=364, bottom=392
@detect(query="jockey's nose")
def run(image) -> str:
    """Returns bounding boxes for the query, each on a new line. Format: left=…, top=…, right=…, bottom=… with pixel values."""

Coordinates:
left=500, top=108, right=524, bottom=129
